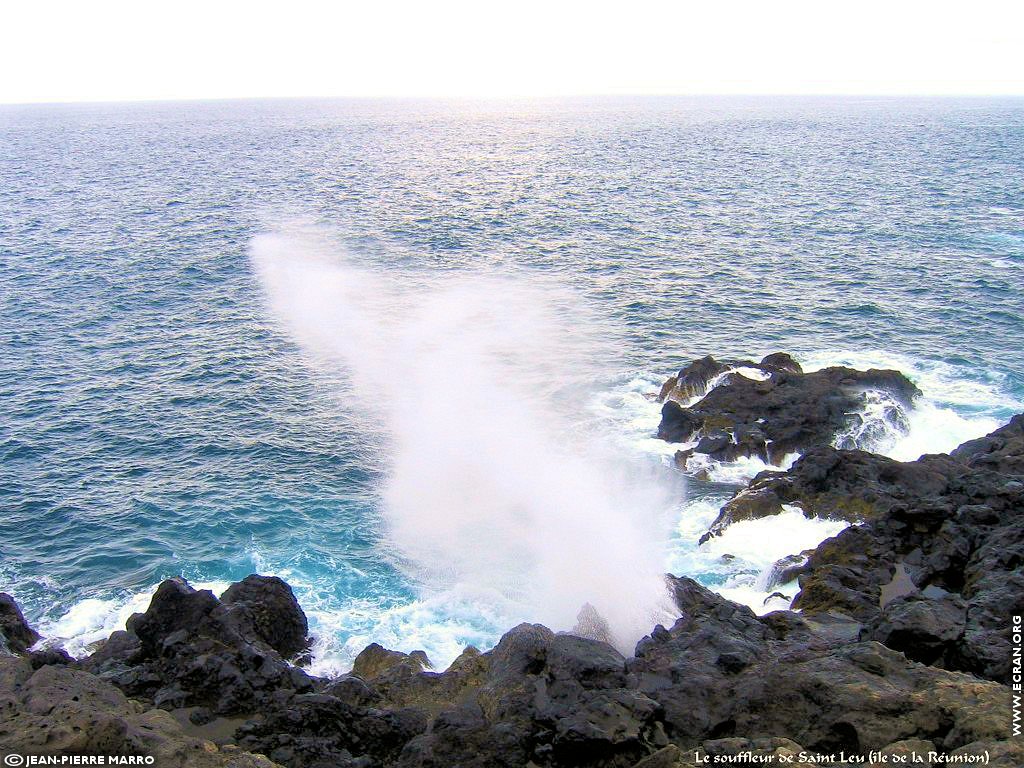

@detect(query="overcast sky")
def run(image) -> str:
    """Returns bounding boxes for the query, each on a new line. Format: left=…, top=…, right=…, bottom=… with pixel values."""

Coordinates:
left=2, top=0, right=1023, bottom=104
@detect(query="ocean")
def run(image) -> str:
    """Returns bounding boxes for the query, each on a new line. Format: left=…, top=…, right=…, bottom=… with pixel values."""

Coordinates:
left=1, top=96, right=1022, bottom=673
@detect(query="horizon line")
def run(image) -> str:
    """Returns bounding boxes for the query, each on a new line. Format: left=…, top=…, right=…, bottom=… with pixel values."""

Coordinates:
left=3, top=91, right=1024, bottom=108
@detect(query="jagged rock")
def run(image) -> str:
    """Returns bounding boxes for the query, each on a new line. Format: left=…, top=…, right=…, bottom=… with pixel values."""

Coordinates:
left=236, top=692, right=428, bottom=768
left=657, top=353, right=801, bottom=407
left=785, top=418, right=1024, bottom=683
left=87, top=576, right=314, bottom=715
left=656, top=355, right=920, bottom=465
left=221, top=576, right=310, bottom=660
left=0, top=656, right=282, bottom=766
left=950, top=413, right=1024, bottom=475
left=703, top=446, right=961, bottom=542
left=27, top=647, right=74, bottom=669
left=657, top=356, right=733, bottom=404
left=864, top=593, right=967, bottom=665
left=392, top=624, right=666, bottom=767
left=629, top=577, right=1012, bottom=758
left=0, top=593, right=40, bottom=655
left=9, top=410, right=1024, bottom=768
left=953, top=516, right=1024, bottom=681
left=352, top=643, right=431, bottom=681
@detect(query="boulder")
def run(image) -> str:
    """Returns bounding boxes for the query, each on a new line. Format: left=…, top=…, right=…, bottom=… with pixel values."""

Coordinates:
left=657, top=356, right=733, bottom=404
left=352, top=643, right=431, bottom=681
left=658, top=401, right=703, bottom=443
left=758, top=353, right=802, bottom=374
left=864, top=593, right=967, bottom=665
left=221, top=576, right=309, bottom=659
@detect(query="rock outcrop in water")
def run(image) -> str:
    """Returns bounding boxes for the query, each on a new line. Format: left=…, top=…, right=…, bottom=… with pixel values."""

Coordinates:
left=701, top=445, right=963, bottom=541
left=657, top=354, right=920, bottom=466
left=689, top=413, right=1024, bottom=686
left=2, top=399, right=1022, bottom=765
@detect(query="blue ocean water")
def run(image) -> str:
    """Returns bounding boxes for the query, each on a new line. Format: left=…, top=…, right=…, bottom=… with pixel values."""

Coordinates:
left=1, top=97, right=1022, bottom=670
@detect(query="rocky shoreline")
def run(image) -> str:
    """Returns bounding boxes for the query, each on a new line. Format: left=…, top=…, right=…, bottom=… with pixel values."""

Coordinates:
left=2, top=355, right=1022, bottom=767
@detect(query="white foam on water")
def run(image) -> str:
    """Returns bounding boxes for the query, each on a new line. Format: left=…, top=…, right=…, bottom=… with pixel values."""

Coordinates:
left=589, top=371, right=798, bottom=484
left=671, top=497, right=725, bottom=545
left=668, top=501, right=849, bottom=615
left=801, top=350, right=1019, bottom=462
left=702, top=506, right=848, bottom=568
left=588, top=376, right=679, bottom=458
left=301, top=585, right=527, bottom=677
left=603, top=350, right=1021, bottom=484
left=883, top=401, right=1001, bottom=462
left=35, top=581, right=231, bottom=658
left=681, top=451, right=800, bottom=485
left=29, top=571, right=519, bottom=677
left=732, top=366, right=771, bottom=382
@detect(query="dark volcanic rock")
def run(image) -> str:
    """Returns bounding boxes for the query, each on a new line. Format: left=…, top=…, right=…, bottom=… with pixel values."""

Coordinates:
left=5, top=554, right=1021, bottom=768
left=782, top=417, right=1024, bottom=684
left=656, top=354, right=920, bottom=465
left=0, top=656, right=281, bottom=766
left=701, top=446, right=963, bottom=542
left=384, top=624, right=669, bottom=768
left=657, top=356, right=733, bottom=403
left=629, top=577, right=1011, bottom=759
left=236, top=692, right=428, bottom=768
left=758, top=353, right=802, bottom=374
left=0, top=593, right=40, bottom=654
left=864, top=593, right=967, bottom=665
left=950, top=413, right=1024, bottom=475
left=657, top=401, right=703, bottom=444
left=221, top=575, right=310, bottom=660
left=685, top=414, right=1024, bottom=688
left=86, top=576, right=314, bottom=716
left=352, top=643, right=431, bottom=681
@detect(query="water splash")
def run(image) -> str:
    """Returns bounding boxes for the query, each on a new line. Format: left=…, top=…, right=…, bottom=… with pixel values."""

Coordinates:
left=802, top=350, right=1018, bottom=462
left=250, top=227, right=678, bottom=654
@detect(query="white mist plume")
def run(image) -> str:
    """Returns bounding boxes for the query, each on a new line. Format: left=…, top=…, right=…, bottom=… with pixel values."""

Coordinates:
left=251, top=228, right=677, bottom=653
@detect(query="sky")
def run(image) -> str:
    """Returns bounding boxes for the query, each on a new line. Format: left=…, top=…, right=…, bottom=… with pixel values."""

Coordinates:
left=2, top=0, right=1023, bottom=104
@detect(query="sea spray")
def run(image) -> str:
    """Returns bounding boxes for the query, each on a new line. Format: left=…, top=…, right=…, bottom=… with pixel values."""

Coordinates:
left=801, top=351, right=1016, bottom=462
left=250, top=228, right=679, bottom=654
